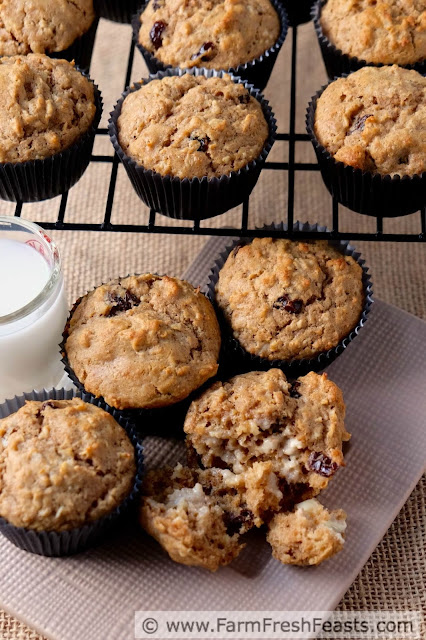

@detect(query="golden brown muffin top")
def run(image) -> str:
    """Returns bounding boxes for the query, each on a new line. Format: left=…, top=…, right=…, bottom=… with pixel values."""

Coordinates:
left=0, top=0, right=94, bottom=55
left=0, top=398, right=135, bottom=532
left=64, top=274, right=221, bottom=410
left=117, top=74, right=269, bottom=179
left=314, top=65, right=426, bottom=176
left=320, top=0, right=426, bottom=66
left=0, top=54, right=96, bottom=163
left=138, top=0, right=280, bottom=70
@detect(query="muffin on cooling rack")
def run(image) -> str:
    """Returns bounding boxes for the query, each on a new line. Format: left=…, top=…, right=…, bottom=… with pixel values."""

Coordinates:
left=0, top=0, right=97, bottom=69
left=0, top=54, right=101, bottom=202
left=109, top=70, right=276, bottom=220
left=133, top=0, right=288, bottom=91
left=313, top=0, right=426, bottom=78
left=307, top=65, right=426, bottom=217
left=63, top=274, right=221, bottom=411
left=212, top=236, right=365, bottom=367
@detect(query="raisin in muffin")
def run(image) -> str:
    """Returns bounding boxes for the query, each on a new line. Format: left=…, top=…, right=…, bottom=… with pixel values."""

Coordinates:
left=0, top=54, right=96, bottom=163
left=140, top=464, right=251, bottom=570
left=314, top=65, right=426, bottom=176
left=0, top=398, right=136, bottom=532
left=137, top=0, right=281, bottom=70
left=215, top=237, right=364, bottom=362
left=267, top=498, right=347, bottom=565
left=0, top=0, right=95, bottom=56
left=320, top=0, right=426, bottom=67
left=63, top=275, right=221, bottom=410
left=184, top=369, right=350, bottom=510
left=116, top=74, right=269, bottom=180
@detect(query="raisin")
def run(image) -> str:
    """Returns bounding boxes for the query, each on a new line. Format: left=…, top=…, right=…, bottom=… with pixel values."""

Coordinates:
left=398, top=155, right=409, bottom=164
left=106, top=290, right=140, bottom=317
left=150, top=21, right=166, bottom=49
left=273, top=294, right=303, bottom=314
left=238, top=93, right=250, bottom=104
left=210, top=456, right=229, bottom=470
left=308, top=452, right=338, bottom=477
left=152, top=0, right=163, bottom=9
left=348, top=113, right=372, bottom=135
left=191, top=41, right=215, bottom=61
left=277, top=479, right=307, bottom=511
left=41, top=401, right=58, bottom=410
left=289, top=381, right=301, bottom=399
left=190, top=135, right=210, bottom=152
left=223, top=509, right=253, bottom=536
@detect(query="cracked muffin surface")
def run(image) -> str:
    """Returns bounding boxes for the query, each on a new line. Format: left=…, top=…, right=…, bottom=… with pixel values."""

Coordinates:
left=0, top=54, right=96, bottom=163
left=314, top=65, right=426, bottom=176
left=0, top=0, right=95, bottom=56
left=184, top=369, right=350, bottom=507
left=215, top=237, right=363, bottom=361
left=64, top=274, right=221, bottom=410
left=117, top=74, right=269, bottom=179
left=0, top=398, right=135, bottom=531
left=140, top=464, right=249, bottom=571
left=267, top=498, right=347, bottom=565
left=320, top=0, right=426, bottom=66
left=138, top=0, right=280, bottom=70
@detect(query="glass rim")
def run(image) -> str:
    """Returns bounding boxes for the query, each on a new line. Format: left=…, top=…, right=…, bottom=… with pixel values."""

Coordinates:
left=0, top=216, right=62, bottom=326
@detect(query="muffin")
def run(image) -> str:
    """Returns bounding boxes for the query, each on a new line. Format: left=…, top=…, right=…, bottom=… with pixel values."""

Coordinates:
left=140, top=464, right=253, bottom=570
left=320, top=0, right=426, bottom=67
left=0, top=54, right=101, bottom=202
left=0, top=0, right=96, bottom=69
left=0, top=398, right=136, bottom=532
left=314, top=65, right=426, bottom=176
left=63, top=274, right=221, bottom=411
left=267, top=498, right=347, bottom=565
left=109, top=70, right=276, bottom=220
left=307, top=66, right=426, bottom=216
left=214, top=237, right=364, bottom=363
left=313, top=0, right=426, bottom=79
left=134, top=0, right=287, bottom=90
left=137, top=0, right=280, bottom=70
left=184, top=369, right=350, bottom=509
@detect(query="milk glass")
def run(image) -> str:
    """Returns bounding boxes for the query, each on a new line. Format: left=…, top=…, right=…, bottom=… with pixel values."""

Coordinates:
left=0, top=217, right=68, bottom=403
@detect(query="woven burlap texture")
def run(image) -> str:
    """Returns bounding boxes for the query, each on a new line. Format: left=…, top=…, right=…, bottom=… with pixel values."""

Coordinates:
left=0, top=16, right=425, bottom=639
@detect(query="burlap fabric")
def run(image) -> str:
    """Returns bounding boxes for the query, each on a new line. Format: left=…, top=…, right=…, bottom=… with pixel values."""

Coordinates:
left=0, top=16, right=424, bottom=638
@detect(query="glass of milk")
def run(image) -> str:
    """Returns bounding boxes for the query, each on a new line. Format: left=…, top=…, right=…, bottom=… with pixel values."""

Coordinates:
left=0, top=216, right=68, bottom=403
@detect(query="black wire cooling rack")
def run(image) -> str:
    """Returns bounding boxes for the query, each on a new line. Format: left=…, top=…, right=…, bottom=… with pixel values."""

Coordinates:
left=7, top=25, right=426, bottom=242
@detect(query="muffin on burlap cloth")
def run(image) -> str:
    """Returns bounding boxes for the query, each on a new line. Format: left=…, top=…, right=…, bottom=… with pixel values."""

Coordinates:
left=0, top=54, right=101, bottom=201
left=0, top=0, right=96, bottom=69
left=307, top=65, right=426, bottom=216
left=63, top=274, right=221, bottom=410
left=137, top=0, right=281, bottom=71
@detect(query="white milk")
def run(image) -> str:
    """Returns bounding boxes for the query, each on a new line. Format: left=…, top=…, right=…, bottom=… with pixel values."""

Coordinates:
left=0, top=233, right=68, bottom=404
left=0, top=239, right=51, bottom=315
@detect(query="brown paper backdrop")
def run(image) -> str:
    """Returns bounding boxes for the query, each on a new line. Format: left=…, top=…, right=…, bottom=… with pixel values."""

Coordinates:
left=0, top=16, right=425, bottom=639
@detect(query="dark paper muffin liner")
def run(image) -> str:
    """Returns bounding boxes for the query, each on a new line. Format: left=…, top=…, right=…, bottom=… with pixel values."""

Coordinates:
left=281, top=0, right=315, bottom=26
left=312, top=0, right=426, bottom=80
left=108, top=68, right=277, bottom=221
left=0, top=388, right=144, bottom=556
left=205, top=221, right=374, bottom=378
left=131, top=0, right=288, bottom=91
left=60, top=276, right=220, bottom=437
left=50, top=17, right=99, bottom=71
left=0, top=70, right=102, bottom=203
left=306, top=80, right=426, bottom=218
left=95, top=0, right=142, bottom=23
